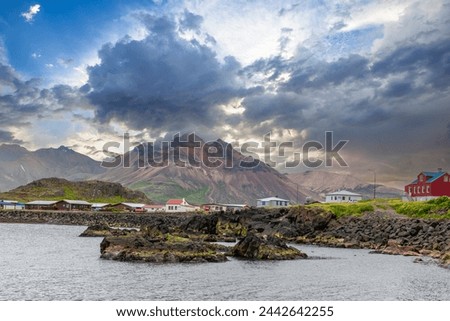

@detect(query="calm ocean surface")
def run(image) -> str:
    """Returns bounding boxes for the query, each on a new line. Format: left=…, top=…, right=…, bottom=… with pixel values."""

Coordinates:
left=0, top=223, right=448, bottom=301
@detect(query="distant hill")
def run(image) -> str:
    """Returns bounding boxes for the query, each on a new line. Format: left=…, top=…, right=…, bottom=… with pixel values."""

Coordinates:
left=96, top=135, right=312, bottom=205
left=288, top=171, right=403, bottom=200
left=0, top=144, right=106, bottom=192
left=0, top=178, right=151, bottom=203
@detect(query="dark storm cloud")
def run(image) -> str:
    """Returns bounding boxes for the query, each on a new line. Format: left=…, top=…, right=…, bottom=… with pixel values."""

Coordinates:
left=0, top=129, right=23, bottom=144
left=87, top=13, right=248, bottom=134
left=242, top=92, right=311, bottom=129
left=0, top=61, right=88, bottom=144
left=372, top=39, right=450, bottom=90
left=0, top=63, right=44, bottom=124
left=382, top=80, right=413, bottom=98
left=340, top=99, right=391, bottom=126
left=232, top=32, right=450, bottom=178
left=283, top=54, right=370, bottom=91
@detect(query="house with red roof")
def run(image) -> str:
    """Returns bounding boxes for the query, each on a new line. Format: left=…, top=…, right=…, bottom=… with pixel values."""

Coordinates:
left=165, top=198, right=198, bottom=212
left=404, top=170, right=450, bottom=201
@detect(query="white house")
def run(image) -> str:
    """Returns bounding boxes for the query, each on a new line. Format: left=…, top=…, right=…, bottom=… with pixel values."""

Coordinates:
left=0, top=200, right=24, bottom=210
left=165, top=198, right=197, bottom=213
left=325, top=190, right=362, bottom=203
left=256, top=197, right=290, bottom=208
left=144, top=204, right=165, bottom=213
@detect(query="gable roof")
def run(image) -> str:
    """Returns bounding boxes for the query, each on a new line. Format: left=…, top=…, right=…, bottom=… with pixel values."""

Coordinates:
left=121, top=202, right=146, bottom=208
left=60, top=200, right=91, bottom=205
left=166, top=199, right=185, bottom=205
left=423, top=171, right=446, bottom=183
left=26, top=200, right=58, bottom=205
left=91, top=203, right=111, bottom=208
left=326, top=190, right=362, bottom=197
left=257, top=197, right=289, bottom=202
left=410, top=171, right=447, bottom=184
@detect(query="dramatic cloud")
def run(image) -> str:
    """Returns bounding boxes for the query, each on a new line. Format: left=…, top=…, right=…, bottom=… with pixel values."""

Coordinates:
left=86, top=13, right=251, bottom=136
left=0, top=59, right=94, bottom=147
left=21, top=4, right=41, bottom=23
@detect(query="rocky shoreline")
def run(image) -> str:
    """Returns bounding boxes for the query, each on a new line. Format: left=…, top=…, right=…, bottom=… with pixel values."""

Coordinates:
left=1, top=207, right=449, bottom=267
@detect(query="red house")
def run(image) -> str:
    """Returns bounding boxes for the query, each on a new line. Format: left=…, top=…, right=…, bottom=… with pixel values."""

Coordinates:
left=404, top=170, right=450, bottom=201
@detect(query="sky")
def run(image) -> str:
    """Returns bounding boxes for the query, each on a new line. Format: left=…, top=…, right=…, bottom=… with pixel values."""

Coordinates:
left=0, top=0, right=449, bottom=187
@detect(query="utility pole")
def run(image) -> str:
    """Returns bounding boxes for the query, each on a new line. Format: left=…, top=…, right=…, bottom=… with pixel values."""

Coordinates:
left=373, top=171, right=376, bottom=199
left=369, top=169, right=376, bottom=200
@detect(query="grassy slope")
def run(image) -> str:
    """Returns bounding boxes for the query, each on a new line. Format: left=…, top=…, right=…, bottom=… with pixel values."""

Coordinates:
left=0, top=179, right=150, bottom=204
left=128, top=180, right=209, bottom=204
left=307, top=197, right=450, bottom=219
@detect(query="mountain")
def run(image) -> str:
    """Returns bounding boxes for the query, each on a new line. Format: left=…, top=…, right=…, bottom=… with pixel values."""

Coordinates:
left=0, top=144, right=106, bottom=192
left=288, top=171, right=403, bottom=200
left=96, top=135, right=311, bottom=205
left=0, top=177, right=150, bottom=203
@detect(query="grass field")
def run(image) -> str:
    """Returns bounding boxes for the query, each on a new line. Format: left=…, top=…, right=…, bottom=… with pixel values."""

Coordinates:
left=307, top=196, right=450, bottom=219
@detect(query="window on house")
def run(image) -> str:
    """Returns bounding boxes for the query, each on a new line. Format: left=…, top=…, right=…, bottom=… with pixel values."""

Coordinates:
left=175, top=206, right=178, bottom=210
left=422, top=186, right=425, bottom=193
left=342, top=196, right=346, bottom=200
left=426, top=186, right=430, bottom=193
left=413, top=186, right=416, bottom=194
left=445, top=176, right=449, bottom=182
left=262, top=201, right=266, bottom=205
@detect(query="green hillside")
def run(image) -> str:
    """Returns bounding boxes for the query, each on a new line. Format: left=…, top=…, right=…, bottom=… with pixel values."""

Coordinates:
left=0, top=177, right=151, bottom=203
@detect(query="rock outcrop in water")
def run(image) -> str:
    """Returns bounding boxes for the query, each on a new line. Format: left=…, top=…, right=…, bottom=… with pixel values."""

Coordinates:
left=97, top=217, right=307, bottom=262
left=233, top=233, right=307, bottom=260
left=79, top=224, right=138, bottom=237
left=100, top=232, right=229, bottom=263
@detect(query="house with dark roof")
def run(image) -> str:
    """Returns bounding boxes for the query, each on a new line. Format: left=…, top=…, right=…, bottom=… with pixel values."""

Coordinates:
left=404, top=170, right=450, bottom=201
left=110, top=202, right=147, bottom=212
left=25, top=200, right=58, bottom=210
left=55, top=200, right=92, bottom=211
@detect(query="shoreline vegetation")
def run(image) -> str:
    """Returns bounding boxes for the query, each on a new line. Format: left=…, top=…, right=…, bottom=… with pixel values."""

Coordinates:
left=1, top=199, right=449, bottom=268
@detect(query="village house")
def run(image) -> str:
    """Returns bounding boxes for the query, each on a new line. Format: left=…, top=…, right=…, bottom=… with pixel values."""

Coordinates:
left=0, top=200, right=25, bottom=210
left=54, top=200, right=92, bottom=211
left=91, top=203, right=111, bottom=211
left=111, top=202, right=146, bottom=212
left=144, top=204, right=165, bottom=213
left=25, top=200, right=58, bottom=210
left=201, top=203, right=227, bottom=213
left=404, top=170, right=450, bottom=201
left=256, top=197, right=290, bottom=208
left=223, top=204, right=248, bottom=212
left=325, top=190, right=363, bottom=203
left=165, top=198, right=197, bottom=212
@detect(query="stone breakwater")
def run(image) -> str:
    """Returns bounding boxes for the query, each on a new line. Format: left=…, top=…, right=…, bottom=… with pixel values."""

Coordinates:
left=1, top=207, right=449, bottom=267
left=0, top=210, right=188, bottom=227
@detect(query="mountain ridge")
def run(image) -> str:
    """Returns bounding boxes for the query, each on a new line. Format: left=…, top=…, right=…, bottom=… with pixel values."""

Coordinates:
left=96, top=136, right=312, bottom=205
left=0, top=144, right=106, bottom=192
